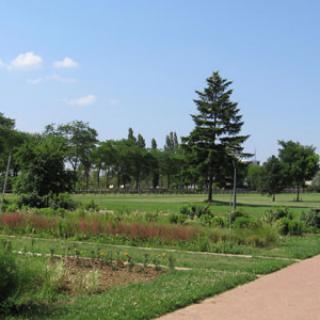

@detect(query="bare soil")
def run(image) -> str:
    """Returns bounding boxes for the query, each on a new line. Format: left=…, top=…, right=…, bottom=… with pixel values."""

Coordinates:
left=50, top=257, right=162, bottom=295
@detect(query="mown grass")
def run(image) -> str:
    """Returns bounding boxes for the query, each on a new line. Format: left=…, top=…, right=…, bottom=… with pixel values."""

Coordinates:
left=6, top=268, right=255, bottom=320
left=73, top=193, right=319, bottom=217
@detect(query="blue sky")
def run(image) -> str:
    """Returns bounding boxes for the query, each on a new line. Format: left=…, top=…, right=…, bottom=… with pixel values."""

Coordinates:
left=0, top=0, right=319, bottom=161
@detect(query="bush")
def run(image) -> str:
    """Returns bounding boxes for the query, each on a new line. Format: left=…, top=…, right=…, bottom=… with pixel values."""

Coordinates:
left=233, top=216, right=255, bottom=229
left=17, top=193, right=47, bottom=208
left=180, top=205, right=213, bottom=219
left=263, top=208, right=292, bottom=225
left=301, top=209, right=320, bottom=229
left=0, top=249, right=18, bottom=309
left=84, top=200, right=99, bottom=211
left=211, top=216, right=226, bottom=228
left=49, top=193, right=77, bottom=210
left=169, top=213, right=179, bottom=224
left=278, top=218, right=303, bottom=236
left=230, top=210, right=247, bottom=224
left=278, top=218, right=290, bottom=235
left=145, top=212, right=159, bottom=222
left=288, top=220, right=304, bottom=236
left=172, top=214, right=187, bottom=225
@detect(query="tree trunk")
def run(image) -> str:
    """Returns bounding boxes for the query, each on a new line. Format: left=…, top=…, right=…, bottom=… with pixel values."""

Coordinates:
left=208, top=175, right=213, bottom=203
left=232, top=161, right=237, bottom=210
left=272, top=193, right=275, bottom=202
left=105, top=170, right=109, bottom=190
left=136, top=175, right=140, bottom=193
left=296, top=185, right=300, bottom=202
left=96, top=166, right=101, bottom=191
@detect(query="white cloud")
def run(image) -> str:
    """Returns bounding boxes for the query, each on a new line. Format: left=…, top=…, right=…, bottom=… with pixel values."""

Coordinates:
left=68, top=94, right=96, bottom=107
left=27, top=74, right=77, bottom=85
left=9, top=52, right=43, bottom=70
left=53, top=57, right=78, bottom=69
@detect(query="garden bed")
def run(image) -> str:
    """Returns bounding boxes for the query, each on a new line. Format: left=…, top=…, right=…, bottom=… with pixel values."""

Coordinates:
left=49, top=256, right=164, bottom=295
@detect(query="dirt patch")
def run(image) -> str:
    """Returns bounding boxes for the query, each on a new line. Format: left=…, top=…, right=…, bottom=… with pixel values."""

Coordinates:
left=50, top=257, right=163, bottom=295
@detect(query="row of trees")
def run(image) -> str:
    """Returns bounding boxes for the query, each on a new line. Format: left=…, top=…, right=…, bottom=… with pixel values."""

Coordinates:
left=247, top=141, right=319, bottom=201
left=0, top=71, right=319, bottom=202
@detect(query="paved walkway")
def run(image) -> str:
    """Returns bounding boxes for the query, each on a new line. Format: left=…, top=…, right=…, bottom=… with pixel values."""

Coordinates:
left=158, top=255, right=320, bottom=320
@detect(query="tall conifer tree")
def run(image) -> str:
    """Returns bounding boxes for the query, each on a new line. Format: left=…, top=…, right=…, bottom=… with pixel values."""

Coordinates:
left=183, top=71, right=248, bottom=202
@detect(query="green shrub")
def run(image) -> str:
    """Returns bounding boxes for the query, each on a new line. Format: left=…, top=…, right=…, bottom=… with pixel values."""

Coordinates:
left=180, top=205, right=213, bottom=219
left=301, top=209, right=320, bottom=229
left=288, top=220, right=304, bottom=236
left=263, top=208, right=292, bottom=225
left=0, top=249, right=18, bottom=308
left=229, top=210, right=247, bottom=223
left=233, top=216, right=254, bottom=229
left=169, top=213, right=179, bottom=224
left=199, top=213, right=215, bottom=227
left=278, top=218, right=303, bottom=236
left=145, top=212, right=159, bottom=222
left=278, top=218, right=290, bottom=235
left=211, top=216, right=226, bottom=228
left=49, top=193, right=77, bottom=210
left=84, top=200, right=99, bottom=211
left=18, top=193, right=47, bottom=208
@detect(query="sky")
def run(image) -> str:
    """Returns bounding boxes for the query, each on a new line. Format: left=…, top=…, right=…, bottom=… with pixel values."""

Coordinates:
left=0, top=0, right=320, bottom=161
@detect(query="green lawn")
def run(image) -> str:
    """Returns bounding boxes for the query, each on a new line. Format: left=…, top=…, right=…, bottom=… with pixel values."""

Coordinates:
left=73, top=192, right=320, bottom=218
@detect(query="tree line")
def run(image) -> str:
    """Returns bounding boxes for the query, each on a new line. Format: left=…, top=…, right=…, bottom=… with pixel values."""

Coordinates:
left=0, top=71, right=319, bottom=203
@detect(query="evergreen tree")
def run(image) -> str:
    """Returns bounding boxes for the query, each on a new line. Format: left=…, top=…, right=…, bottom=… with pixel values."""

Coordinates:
left=165, top=132, right=179, bottom=152
left=183, top=71, right=248, bottom=202
left=151, top=138, right=157, bottom=150
left=128, top=128, right=136, bottom=144
left=137, top=134, right=146, bottom=148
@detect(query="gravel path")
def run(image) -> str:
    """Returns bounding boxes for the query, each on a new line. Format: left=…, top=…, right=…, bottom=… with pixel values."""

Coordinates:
left=158, top=255, right=320, bottom=320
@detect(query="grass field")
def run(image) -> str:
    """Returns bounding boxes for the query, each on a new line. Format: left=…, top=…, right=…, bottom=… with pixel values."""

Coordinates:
left=73, top=192, right=320, bottom=217
left=2, top=192, right=320, bottom=319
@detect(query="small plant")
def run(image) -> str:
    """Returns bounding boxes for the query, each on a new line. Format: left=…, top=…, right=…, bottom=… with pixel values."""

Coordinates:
left=230, top=210, right=247, bottom=224
left=288, top=220, right=304, bottom=236
left=127, top=256, right=134, bottom=272
left=263, top=208, right=292, bottom=225
left=46, top=259, right=66, bottom=290
left=84, top=200, right=99, bottom=211
left=72, top=268, right=100, bottom=294
left=106, top=250, right=113, bottom=266
left=2, top=240, right=12, bottom=252
left=233, top=216, right=256, bottom=229
left=95, top=247, right=102, bottom=261
left=301, top=209, right=320, bottom=229
left=153, top=256, right=162, bottom=271
left=145, top=212, right=159, bottom=222
left=75, top=249, right=80, bottom=264
left=50, top=248, right=55, bottom=258
left=30, top=238, right=35, bottom=254
left=180, top=205, right=213, bottom=220
left=143, top=253, right=149, bottom=269
left=211, top=216, right=226, bottom=228
left=168, top=254, right=175, bottom=272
